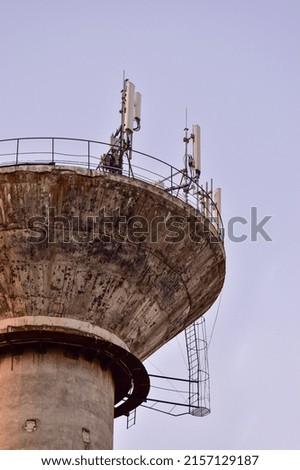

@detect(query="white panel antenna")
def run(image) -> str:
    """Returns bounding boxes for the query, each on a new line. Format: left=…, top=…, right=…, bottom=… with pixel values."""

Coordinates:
left=192, top=125, right=201, bottom=173
left=213, top=188, right=221, bottom=227
left=213, top=188, right=221, bottom=213
left=134, top=92, right=142, bottom=122
left=124, top=81, right=135, bottom=133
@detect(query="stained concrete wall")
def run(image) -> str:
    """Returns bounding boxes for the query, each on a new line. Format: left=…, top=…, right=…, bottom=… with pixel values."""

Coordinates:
left=0, top=165, right=225, bottom=361
left=0, top=164, right=225, bottom=450
left=0, top=346, right=114, bottom=449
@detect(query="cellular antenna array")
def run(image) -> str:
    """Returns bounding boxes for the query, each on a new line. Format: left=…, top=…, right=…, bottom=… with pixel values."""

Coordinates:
left=99, top=78, right=142, bottom=174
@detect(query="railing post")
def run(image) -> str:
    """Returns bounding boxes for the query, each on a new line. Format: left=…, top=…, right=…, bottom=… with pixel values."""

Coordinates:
left=51, top=138, right=55, bottom=164
left=88, top=141, right=90, bottom=170
left=16, top=139, right=19, bottom=165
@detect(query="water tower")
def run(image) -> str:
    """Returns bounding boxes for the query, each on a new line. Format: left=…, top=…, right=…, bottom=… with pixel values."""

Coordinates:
left=0, top=80, right=225, bottom=450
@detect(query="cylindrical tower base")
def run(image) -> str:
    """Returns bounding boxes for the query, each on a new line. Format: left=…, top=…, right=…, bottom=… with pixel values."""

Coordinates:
left=0, top=347, right=114, bottom=450
left=0, top=317, right=150, bottom=450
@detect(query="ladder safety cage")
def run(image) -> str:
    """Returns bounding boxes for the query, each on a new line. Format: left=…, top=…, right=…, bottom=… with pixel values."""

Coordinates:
left=126, top=317, right=211, bottom=423
left=185, top=318, right=210, bottom=417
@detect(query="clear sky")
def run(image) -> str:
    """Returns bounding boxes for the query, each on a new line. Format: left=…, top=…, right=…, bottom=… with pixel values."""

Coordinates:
left=1, top=0, right=300, bottom=450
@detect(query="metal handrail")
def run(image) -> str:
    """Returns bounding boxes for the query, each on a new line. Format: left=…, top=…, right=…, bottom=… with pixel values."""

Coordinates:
left=0, top=137, right=224, bottom=241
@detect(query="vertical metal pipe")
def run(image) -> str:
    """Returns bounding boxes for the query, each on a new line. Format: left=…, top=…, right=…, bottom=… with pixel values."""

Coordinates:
left=210, top=178, right=213, bottom=221
left=205, top=181, right=209, bottom=218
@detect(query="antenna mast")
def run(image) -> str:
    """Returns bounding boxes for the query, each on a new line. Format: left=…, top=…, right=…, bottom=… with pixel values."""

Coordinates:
left=174, top=113, right=201, bottom=203
left=99, top=77, right=142, bottom=175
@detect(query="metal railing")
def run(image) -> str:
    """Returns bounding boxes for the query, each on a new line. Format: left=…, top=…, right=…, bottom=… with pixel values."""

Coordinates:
left=0, top=137, right=224, bottom=240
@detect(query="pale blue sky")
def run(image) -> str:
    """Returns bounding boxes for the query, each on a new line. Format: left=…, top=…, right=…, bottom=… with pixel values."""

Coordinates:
left=1, top=0, right=300, bottom=449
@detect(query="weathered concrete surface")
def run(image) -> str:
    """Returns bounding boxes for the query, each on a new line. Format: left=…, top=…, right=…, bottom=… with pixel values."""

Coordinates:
left=0, top=346, right=114, bottom=450
left=0, top=164, right=225, bottom=450
left=0, top=316, right=149, bottom=449
left=0, top=316, right=130, bottom=352
left=0, top=165, right=225, bottom=361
